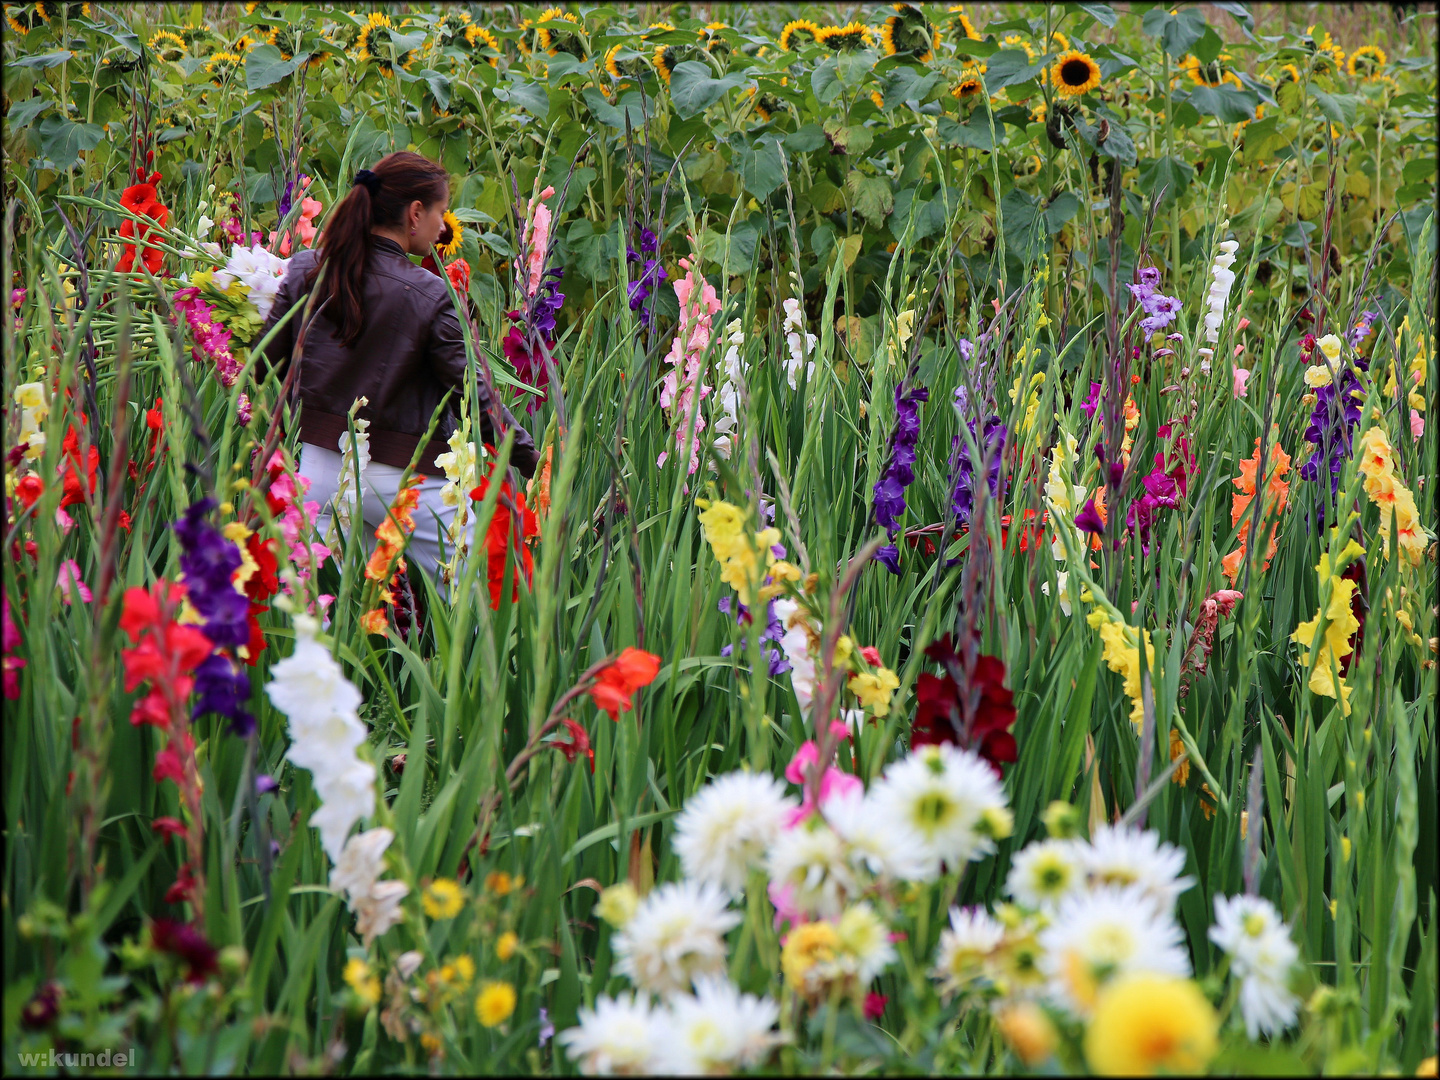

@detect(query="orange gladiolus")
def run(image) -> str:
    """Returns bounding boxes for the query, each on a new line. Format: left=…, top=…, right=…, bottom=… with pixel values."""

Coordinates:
left=1223, top=436, right=1291, bottom=582
left=589, top=647, right=662, bottom=721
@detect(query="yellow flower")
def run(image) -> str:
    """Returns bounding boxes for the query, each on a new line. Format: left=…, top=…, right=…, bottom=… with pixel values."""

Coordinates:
left=1183, top=52, right=1243, bottom=89
left=848, top=666, right=900, bottom=715
left=496, top=931, right=519, bottom=962
left=204, top=50, right=242, bottom=83
left=596, top=882, right=639, bottom=927
left=439, top=210, right=463, bottom=259
left=779, top=18, right=823, bottom=51
left=1002, top=34, right=1037, bottom=59
left=344, top=957, right=381, bottom=1007
left=485, top=870, right=520, bottom=896
left=536, top=7, right=581, bottom=57
left=781, top=920, right=840, bottom=993
left=697, top=500, right=780, bottom=606
left=652, top=44, right=678, bottom=85
left=475, top=980, right=517, bottom=1027
left=946, top=6, right=981, bottom=41
left=149, top=29, right=185, bottom=59
left=1084, top=974, right=1218, bottom=1075
left=816, top=22, right=875, bottom=51
left=463, top=25, right=500, bottom=66
left=1292, top=557, right=1362, bottom=712
left=1051, top=49, right=1101, bottom=96
left=1086, top=608, right=1156, bottom=730
left=1304, top=364, right=1333, bottom=388
left=871, top=89, right=886, bottom=109
left=996, top=1002, right=1057, bottom=1066
left=758, top=559, right=802, bottom=601
left=422, top=878, right=465, bottom=920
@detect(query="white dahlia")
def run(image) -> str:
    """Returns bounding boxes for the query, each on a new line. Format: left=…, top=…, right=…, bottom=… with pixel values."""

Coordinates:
left=557, top=992, right=663, bottom=1075
left=932, top=905, right=1007, bottom=995
left=653, top=977, right=781, bottom=1075
left=673, top=771, right=797, bottom=894
left=1209, top=893, right=1300, bottom=1038
left=764, top=817, right=860, bottom=918
left=1076, top=823, right=1194, bottom=912
left=822, top=784, right=929, bottom=883
left=1006, top=837, right=1083, bottom=911
left=612, top=881, right=740, bottom=995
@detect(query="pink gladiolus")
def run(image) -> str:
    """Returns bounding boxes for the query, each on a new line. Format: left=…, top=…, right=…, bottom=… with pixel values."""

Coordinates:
left=785, top=740, right=819, bottom=785
left=1411, top=409, right=1424, bottom=441
left=56, top=560, right=91, bottom=604
left=1233, top=367, right=1250, bottom=398
left=521, top=186, right=556, bottom=297
left=658, top=245, right=720, bottom=473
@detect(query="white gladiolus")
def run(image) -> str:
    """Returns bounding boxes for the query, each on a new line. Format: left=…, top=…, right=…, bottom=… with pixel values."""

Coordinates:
left=711, top=319, right=748, bottom=460
left=1197, top=238, right=1241, bottom=372
left=781, top=298, right=816, bottom=390
left=329, top=403, right=371, bottom=547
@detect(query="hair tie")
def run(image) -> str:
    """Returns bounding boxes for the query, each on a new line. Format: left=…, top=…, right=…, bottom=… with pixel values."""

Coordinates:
left=353, top=169, right=381, bottom=194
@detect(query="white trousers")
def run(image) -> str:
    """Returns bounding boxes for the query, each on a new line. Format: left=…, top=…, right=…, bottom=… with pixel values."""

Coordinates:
left=297, top=443, right=467, bottom=583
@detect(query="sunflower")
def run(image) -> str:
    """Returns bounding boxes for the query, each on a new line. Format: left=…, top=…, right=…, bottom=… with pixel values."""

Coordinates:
left=882, top=5, right=938, bottom=62
left=816, top=22, right=875, bottom=51
left=438, top=211, right=464, bottom=260
left=871, top=89, right=886, bottom=109
left=179, top=20, right=213, bottom=51
left=1048, top=31, right=1070, bottom=52
left=148, top=29, right=185, bottom=60
left=204, top=50, right=242, bottom=86
left=1183, top=53, right=1242, bottom=89
left=951, top=66, right=985, bottom=99
left=1002, top=33, right=1037, bottom=60
left=946, top=6, right=980, bottom=41
left=1029, top=100, right=1047, bottom=123
left=1051, top=49, right=1101, bottom=97
left=232, top=34, right=257, bottom=52
left=33, top=2, right=92, bottom=23
left=641, top=22, right=674, bottom=39
left=1274, top=62, right=1302, bottom=85
left=1347, top=44, right=1386, bottom=79
left=1303, top=25, right=1345, bottom=72
left=463, top=24, right=500, bottom=65
left=101, top=46, right=144, bottom=72
left=779, top=18, right=822, bottom=51
left=697, top=21, right=730, bottom=55
left=353, top=11, right=391, bottom=60
left=653, top=44, right=678, bottom=85
left=436, top=8, right=471, bottom=39
left=745, top=85, right=782, bottom=123
left=1013, top=153, right=1043, bottom=179
left=536, top=7, right=583, bottom=58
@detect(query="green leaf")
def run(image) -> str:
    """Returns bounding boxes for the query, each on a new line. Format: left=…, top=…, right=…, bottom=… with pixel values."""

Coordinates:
left=1142, top=6, right=1208, bottom=58
left=835, top=50, right=873, bottom=89
left=1310, top=90, right=1357, bottom=127
left=734, top=135, right=787, bottom=200
left=7, top=96, right=51, bottom=129
left=1068, top=2, right=1118, bottom=28
left=424, top=71, right=451, bottom=112
left=10, top=50, right=73, bottom=70
left=785, top=124, right=826, bottom=153
left=245, top=44, right=299, bottom=91
left=846, top=172, right=893, bottom=223
left=811, top=58, right=842, bottom=105
left=822, top=119, right=874, bottom=157
left=38, top=116, right=104, bottom=171
left=1185, top=85, right=1258, bottom=124
left=1043, top=191, right=1080, bottom=234
left=936, top=116, right=1000, bottom=151
left=667, top=61, right=747, bottom=120
left=1193, top=27, right=1225, bottom=65
left=493, top=78, right=550, bottom=118
left=1138, top=155, right=1195, bottom=205
left=701, top=222, right=760, bottom=273
left=981, top=49, right=1044, bottom=92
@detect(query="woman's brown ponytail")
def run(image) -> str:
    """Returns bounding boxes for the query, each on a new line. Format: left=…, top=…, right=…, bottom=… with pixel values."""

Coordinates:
left=310, top=151, right=450, bottom=347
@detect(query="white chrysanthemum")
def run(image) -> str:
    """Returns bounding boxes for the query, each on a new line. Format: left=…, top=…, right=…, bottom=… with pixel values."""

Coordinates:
left=674, top=771, right=797, bottom=894
left=1006, top=838, right=1083, bottom=911
left=653, top=977, right=781, bottom=1075
left=330, top=827, right=393, bottom=901
left=821, top=785, right=929, bottom=882
left=865, top=743, right=1009, bottom=880
left=558, top=992, right=662, bottom=1075
left=1209, top=894, right=1300, bottom=1038
left=764, top=818, right=859, bottom=918
left=1077, top=824, right=1194, bottom=912
left=835, top=903, right=897, bottom=983
left=1038, top=884, right=1191, bottom=1016
left=932, top=906, right=1006, bottom=994
left=612, top=881, right=740, bottom=995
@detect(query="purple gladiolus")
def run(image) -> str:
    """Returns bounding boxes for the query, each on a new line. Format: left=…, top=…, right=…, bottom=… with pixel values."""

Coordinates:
left=1300, top=354, right=1368, bottom=516
left=1079, top=381, right=1102, bottom=419
left=1075, top=497, right=1106, bottom=536
left=1126, top=267, right=1183, bottom=340
left=951, top=415, right=1007, bottom=527
left=173, top=499, right=254, bottom=734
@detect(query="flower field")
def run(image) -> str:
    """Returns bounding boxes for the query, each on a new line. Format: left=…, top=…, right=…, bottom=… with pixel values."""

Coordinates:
left=4, top=1, right=1439, bottom=1074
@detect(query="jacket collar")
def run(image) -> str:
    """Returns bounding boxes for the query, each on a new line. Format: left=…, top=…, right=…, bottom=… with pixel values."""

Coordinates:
left=371, top=235, right=409, bottom=258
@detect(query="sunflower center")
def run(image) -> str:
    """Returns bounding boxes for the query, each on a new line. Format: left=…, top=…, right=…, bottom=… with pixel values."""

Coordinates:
left=1061, top=58, right=1093, bottom=87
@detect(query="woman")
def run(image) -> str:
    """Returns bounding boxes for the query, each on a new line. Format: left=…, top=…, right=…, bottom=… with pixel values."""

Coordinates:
left=262, top=151, right=538, bottom=580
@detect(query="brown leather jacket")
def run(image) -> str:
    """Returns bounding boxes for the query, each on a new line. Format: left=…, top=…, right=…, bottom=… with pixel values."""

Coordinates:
left=261, top=236, right=538, bottom=478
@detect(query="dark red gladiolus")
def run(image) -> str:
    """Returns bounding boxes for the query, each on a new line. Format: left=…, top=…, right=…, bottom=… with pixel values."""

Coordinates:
left=150, top=917, right=218, bottom=982
left=555, top=717, right=595, bottom=773
left=911, top=635, right=1017, bottom=774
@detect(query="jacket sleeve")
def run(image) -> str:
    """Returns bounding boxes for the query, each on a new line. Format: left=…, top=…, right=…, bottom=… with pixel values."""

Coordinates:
left=428, top=295, right=541, bottom=479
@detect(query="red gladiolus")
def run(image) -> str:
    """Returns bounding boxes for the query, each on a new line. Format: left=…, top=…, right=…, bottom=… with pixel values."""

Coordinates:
left=555, top=717, right=595, bottom=772
left=911, top=635, right=1017, bottom=774
left=588, top=647, right=662, bottom=721
left=116, top=172, right=169, bottom=275
left=470, top=472, right=540, bottom=609
left=150, top=916, right=217, bottom=982
left=863, top=992, right=888, bottom=1020
left=119, top=583, right=211, bottom=727
left=58, top=426, right=99, bottom=509
left=151, top=816, right=187, bottom=839
left=243, top=533, right=280, bottom=601
left=14, top=474, right=43, bottom=510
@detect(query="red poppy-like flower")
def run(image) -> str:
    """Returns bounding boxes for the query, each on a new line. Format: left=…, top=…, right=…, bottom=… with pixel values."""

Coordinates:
left=470, top=472, right=540, bottom=609
left=911, top=635, right=1017, bottom=774
left=588, top=647, right=662, bottom=721
left=116, top=172, right=169, bottom=275
left=446, top=257, right=471, bottom=293
left=150, top=916, right=217, bottom=982
left=554, top=717, right=595, bottom=772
